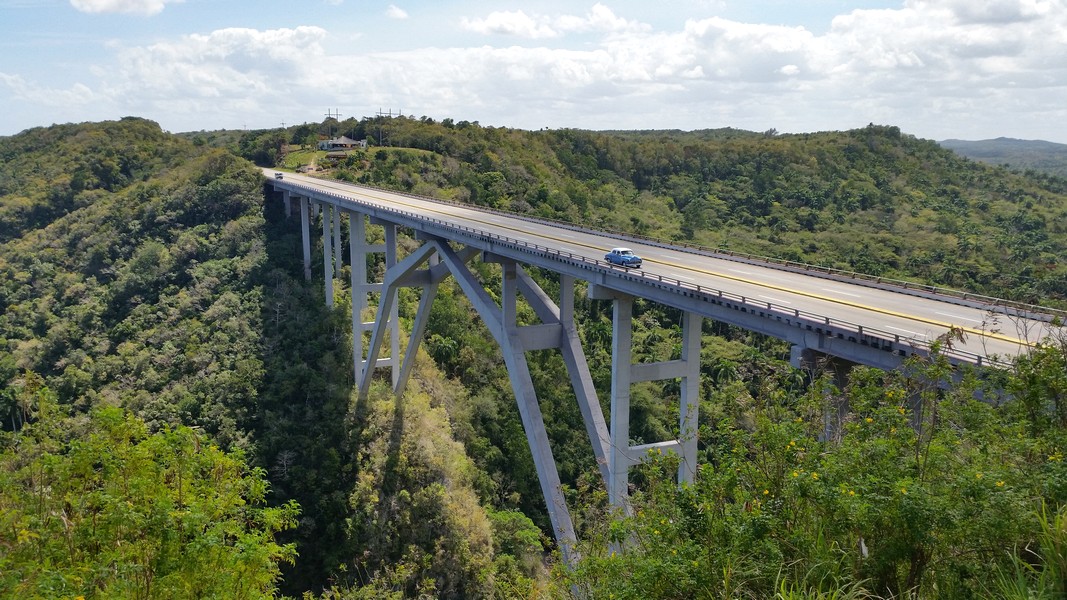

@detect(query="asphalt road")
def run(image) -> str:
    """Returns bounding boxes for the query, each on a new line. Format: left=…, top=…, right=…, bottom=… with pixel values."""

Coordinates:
left=267, top=169, right=1065, bottom=363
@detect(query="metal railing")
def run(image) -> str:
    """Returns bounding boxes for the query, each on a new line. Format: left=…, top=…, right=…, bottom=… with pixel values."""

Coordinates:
left=293, top=174, right=1067, bottom=323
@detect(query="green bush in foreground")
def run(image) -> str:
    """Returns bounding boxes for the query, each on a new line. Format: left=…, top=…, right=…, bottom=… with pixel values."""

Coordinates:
left=0, top=374, right=299, bottom=599
left=565, top=338, right=1067, bottom=599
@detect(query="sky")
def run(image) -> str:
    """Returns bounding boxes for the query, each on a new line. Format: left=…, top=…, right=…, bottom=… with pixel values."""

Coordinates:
left=1, top=0, right=1065, bottom=142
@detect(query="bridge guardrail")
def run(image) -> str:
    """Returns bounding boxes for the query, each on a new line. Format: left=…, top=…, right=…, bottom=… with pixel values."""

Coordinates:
left=298, top=175, right=1067, bottom=324
left=277, top=179, right=1033, bottom=369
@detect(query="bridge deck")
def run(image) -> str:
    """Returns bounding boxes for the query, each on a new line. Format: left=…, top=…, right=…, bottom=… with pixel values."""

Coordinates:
left=268, top=170, right=1065, bottom=369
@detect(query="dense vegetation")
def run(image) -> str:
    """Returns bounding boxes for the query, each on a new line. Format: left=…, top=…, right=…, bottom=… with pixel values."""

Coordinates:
left=567, top=341, right=1067, bottom=598
left=1, top=116, right=1066, bottom=598
left=1, top=375, right=298, bottom=598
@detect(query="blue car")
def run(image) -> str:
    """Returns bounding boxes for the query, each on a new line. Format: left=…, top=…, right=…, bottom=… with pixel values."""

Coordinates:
left=605, top=247, right=642, bottom=268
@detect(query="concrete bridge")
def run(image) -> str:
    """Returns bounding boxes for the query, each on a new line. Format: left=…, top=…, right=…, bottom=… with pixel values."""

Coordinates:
left=265, top=170, right=1065, bottom=563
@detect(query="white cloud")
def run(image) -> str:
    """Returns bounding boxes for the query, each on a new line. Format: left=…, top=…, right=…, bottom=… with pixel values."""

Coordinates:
left=0, top=72, right=97, bottom=107
left=69, top=0, right=183, bottom=16
left=385, top=4, right=408, bottom=19
left=461, top=3, right=647, bottom=39
left=580, top=3, right=642, bottom=33
left=11, top=1, right=1066, bottom=140
left=824, top=2, right=1065, bottom=90
left=461, top=10, right=559, bottom=39
left=91, top=26, right=327, bottom=126
left=907, top=0, right=1051, bottom=25
left=404, top=1, right=1067, bottom=137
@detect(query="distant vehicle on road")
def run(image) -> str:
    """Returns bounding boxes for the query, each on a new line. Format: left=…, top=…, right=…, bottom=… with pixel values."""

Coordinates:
left=274, top=172, right=284, bottom=179
left=605, top=247, right=642, bottom=268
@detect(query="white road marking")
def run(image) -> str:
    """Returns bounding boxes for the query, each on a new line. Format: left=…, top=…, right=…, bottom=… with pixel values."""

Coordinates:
left=885, top=326, right=928, bottom=338
left=729, top=268, right=755, bottom=275
left=675, top=274, right=696, bottom=281
left=823, top=288, right=861, bottom=298
left=935, top=311, right=984, bottom=323
left=758, top=294, right=791, bottom=304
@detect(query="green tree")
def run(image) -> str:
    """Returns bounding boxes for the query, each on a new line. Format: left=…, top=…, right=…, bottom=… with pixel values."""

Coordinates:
left=565, top=337, right=1067, bottom=599
left=0, top=378, right=299, bottom=599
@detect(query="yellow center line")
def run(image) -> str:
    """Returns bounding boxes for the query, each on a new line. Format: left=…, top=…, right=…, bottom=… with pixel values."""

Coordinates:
left=300, top=176, right=1034, bottom=348
left=674, top=263, right=1031, bottom=347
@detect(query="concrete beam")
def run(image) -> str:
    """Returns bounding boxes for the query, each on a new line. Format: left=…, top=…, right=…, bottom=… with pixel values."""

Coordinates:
left=632, top=359, right=690, bottom=382
left=518, top=324, right=564, bottom=351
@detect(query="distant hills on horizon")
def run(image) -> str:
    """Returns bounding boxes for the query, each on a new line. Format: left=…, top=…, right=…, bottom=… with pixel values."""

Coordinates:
left=5, top=116, right=1067, bottom=179
left=939, top=137, right=1067, bottom=178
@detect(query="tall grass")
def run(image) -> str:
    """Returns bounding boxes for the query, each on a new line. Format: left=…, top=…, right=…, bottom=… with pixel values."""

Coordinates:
left=774, top=577, right=878, bottom=600
left=988, top=502, right=1067, bottom=599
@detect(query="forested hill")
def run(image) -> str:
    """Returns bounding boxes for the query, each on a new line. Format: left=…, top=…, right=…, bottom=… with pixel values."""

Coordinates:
left=243, top=118, right=1067, bottom=308
left=0, top=118, right=264, bottom=444
left=0, top=117, right=196, bottom=245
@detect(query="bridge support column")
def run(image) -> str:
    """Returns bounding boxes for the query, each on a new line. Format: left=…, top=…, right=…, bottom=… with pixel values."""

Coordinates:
left=590, top=285, right=703, bottom=511
left=333, top=204, right=343, bottom=273
left=381, top=220, right=399, bottom=388
left=791, top=343, right=855, bottom=388
left=393, top=254, right=441, bottom=397
left=790, top=345, right=818, bottom=370
left=348, top=211, right=400, bottom=388
left=792, top=343, right=856, bottom=441
left=350, top=211, right=368, bottom=384
left=677, top=311, right=701, bottom=485
left=282, top=190, right=292, bottom=218
left=609, top=294, right=635, bottom=509
left=392, top=238, right=478, bottom=398
left=322, top=202, right=334, bottom=307
left=299, top=196, right=311, bottom=281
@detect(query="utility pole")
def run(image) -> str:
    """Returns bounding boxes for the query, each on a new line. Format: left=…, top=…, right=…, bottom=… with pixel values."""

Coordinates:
left=376, top=108, right=401, bottom=146
left=324, top=108, right=342, bottom=139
